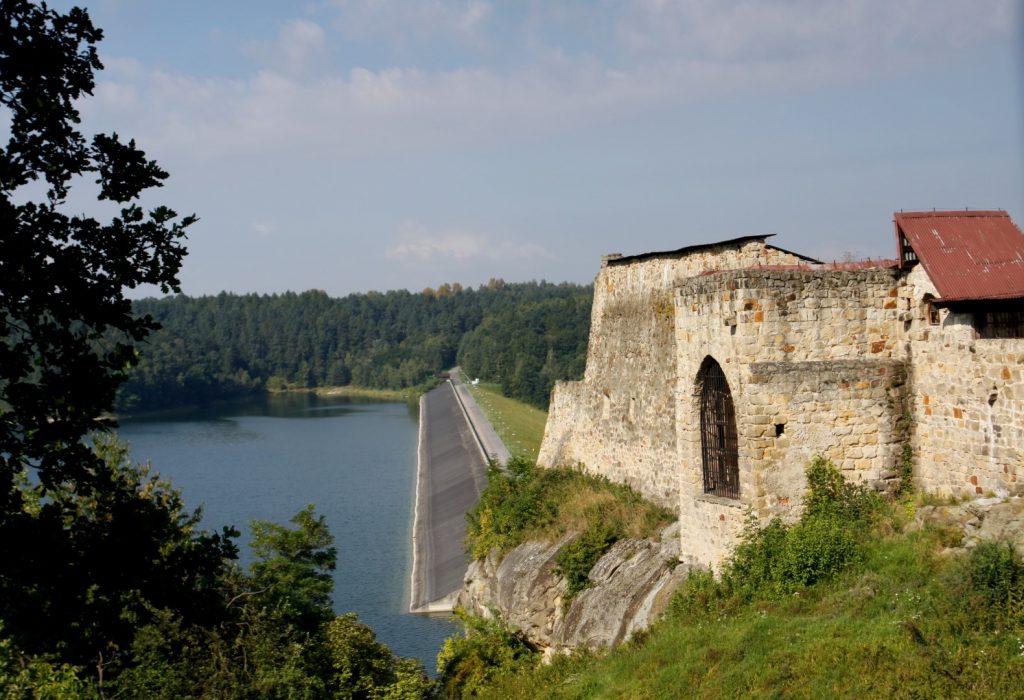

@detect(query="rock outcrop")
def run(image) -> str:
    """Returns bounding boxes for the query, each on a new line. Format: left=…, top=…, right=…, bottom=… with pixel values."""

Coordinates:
left=455, top=523, right=688, bottom=655
left=911, top=496, right=1024, bottom=554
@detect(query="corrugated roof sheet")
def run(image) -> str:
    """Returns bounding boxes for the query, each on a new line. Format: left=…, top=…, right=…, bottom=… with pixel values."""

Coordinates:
left=895, top=210, right=1024, bottom=302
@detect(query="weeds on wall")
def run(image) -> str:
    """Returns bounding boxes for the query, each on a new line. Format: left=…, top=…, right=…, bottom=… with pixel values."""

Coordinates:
left=895, top=443, right=915, bottom=498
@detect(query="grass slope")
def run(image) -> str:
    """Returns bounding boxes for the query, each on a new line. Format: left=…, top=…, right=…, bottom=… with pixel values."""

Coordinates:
left=479, top=529, right=1024, bottom=698
left=451, top=461, right=1024, bottom=699
left=464, top=382, right=548, bottom=461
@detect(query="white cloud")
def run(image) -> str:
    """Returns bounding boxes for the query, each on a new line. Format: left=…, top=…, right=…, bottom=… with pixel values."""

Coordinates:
left=386, top=221, right=553, bottom=262
left=253, top=221, right=276, bottom=236
left=241, top=18, right=328, bottom=77
left=614, top=0, right=1016, bottom=62
left=77, top=3, right=1017, bottom=162
left=277, top=19, right=328, bottom=75
left=330, top=0, right=492, bottom=47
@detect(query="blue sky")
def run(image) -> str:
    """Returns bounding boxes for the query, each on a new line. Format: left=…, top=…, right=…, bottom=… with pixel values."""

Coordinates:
left=49, top=0, right=1024, bottom=296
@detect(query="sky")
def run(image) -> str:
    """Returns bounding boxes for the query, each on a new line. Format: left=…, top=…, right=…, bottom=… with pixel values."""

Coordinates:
left=44, top=0, right=1024, bottom=297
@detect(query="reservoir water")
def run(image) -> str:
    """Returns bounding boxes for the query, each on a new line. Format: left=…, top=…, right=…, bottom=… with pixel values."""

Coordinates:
left=118, top=393, right=456, bottom=668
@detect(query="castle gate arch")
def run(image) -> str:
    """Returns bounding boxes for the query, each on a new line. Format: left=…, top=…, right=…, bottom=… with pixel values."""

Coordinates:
left=697, top=357, right=739, bottom=499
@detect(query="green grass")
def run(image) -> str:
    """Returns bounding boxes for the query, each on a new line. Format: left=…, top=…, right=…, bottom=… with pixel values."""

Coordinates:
left=312, top=385, right=416, bottom=401
left=466, top=507, right=1024, bottom=699
left=464, top=382, right=548, bottom=461
left=447, top=460, right=1024, bottom=699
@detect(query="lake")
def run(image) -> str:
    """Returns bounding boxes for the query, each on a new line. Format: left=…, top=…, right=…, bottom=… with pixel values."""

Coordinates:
left=118, top=393, right=456, bottom=668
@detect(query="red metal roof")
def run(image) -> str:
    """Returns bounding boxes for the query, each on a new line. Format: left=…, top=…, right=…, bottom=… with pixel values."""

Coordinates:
left=895, top=210, right=1024, bottom=302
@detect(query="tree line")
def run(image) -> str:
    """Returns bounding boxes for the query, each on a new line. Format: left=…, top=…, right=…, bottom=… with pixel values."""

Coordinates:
left=120, top=280, right=591, bottom=412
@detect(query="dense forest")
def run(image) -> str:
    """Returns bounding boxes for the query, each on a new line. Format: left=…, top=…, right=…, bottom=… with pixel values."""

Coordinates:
left=120, top=280, right=591, bottom=412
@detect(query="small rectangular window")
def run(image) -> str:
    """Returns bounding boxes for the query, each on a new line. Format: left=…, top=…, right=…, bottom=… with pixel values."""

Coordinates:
left=928, top=303, right=940, bottom=326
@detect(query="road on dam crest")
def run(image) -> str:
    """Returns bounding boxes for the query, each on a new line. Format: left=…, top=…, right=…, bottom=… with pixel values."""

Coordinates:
left=410, top=378, right=502, bottom=612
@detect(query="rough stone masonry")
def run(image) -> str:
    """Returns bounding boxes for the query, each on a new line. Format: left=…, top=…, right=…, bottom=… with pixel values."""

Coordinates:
left=539, top=214, right=1024, bottom=570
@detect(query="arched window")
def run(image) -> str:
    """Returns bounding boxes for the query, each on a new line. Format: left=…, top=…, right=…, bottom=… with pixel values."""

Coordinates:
left=699, top=359, right=739, bottom=499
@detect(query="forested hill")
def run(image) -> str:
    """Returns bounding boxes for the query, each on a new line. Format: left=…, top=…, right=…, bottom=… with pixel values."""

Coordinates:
left=119, top=281, right=591, bottom=412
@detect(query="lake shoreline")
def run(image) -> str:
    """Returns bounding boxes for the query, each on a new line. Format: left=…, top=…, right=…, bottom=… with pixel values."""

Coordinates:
left=115, top=384, right=421, bottom=422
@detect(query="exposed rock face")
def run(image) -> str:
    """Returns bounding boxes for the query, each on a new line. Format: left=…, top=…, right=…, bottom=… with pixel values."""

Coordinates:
left=455, top=523, right=688, bottom=654
left=911, top=496, right=1024, bottom=555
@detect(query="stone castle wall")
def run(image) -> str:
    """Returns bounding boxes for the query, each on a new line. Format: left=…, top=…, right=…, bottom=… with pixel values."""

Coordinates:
left=539, top=240, right=807, bottom=506
left=673, top=268, right=908, bottom=567
left=539, top=241, right=1024, bottom=569
left=904, top=268, right=1024, bottom=498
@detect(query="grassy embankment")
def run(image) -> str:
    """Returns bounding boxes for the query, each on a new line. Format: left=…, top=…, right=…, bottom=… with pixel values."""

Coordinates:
left=312, top=385, right=416, bottom=401
left=463, top=382, right=548, bottom=461
left=445, top=458, right=1024, bottom=699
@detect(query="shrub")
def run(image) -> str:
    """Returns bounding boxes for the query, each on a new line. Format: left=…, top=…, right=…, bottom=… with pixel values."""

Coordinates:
left=778, top=514, right=858, bottom=588
left=723, top=515, right=788, bottom=598
left=970, top=540, right=1024, bottom=623
left=325, top=614, right=433, bottom=699
left=803, top=456, right=881, bottom=524
left=465, top=458, right=556, bottom=560
left=682, top=457, right=880, bottom=606
left=556, top=521, right=623, bottom=599
left=668, top=569, right=723, bottom=619
left=437, top=610, right=537, bottom=699
left=0, top=633, right=90, bottom=700
left=465, top=459, right=673, bottom=562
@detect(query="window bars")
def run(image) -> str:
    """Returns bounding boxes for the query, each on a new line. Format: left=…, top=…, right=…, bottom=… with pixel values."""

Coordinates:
left=700, top=360, right=740, bottom=499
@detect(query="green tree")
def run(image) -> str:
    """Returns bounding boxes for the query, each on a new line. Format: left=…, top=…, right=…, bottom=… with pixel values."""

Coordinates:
left=0, top=0, right=196, bottom=677
left=0, top=0, right=192, bottom=508
left=4, top=436, right=237, bottom=678
left=250, top=505, right=337, bottom=633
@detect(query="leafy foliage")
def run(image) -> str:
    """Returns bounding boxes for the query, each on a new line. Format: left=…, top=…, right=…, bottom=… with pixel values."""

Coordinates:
left=0, top=631, right=91, bottom=700
left=437, top=610, right=537, bottom=699
left=456, top=291, right=591, bottom=408
left=92, top=470, right=433, bottom=698
left=0, top=5, right=433, bottom=697
left=673, top=457, right=882, bottom=611
left=0, top=0, right=193, bottom=496
left=324, top=614, right=433, bottom=700
left=1, top=436, right=237, bottom=673
left=465, top=470, right=1024, bottom=699
left=802, top=455, right=881, bottom=523
left=251, top=505, right=336, bottom=633
left=466, top=458, right=558, bottom=560
left=896, top=442, right=915, bottom=497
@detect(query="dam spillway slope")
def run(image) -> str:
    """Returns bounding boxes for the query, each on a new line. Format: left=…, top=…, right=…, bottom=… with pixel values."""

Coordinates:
left=410, top=382, right=490, bottom=612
